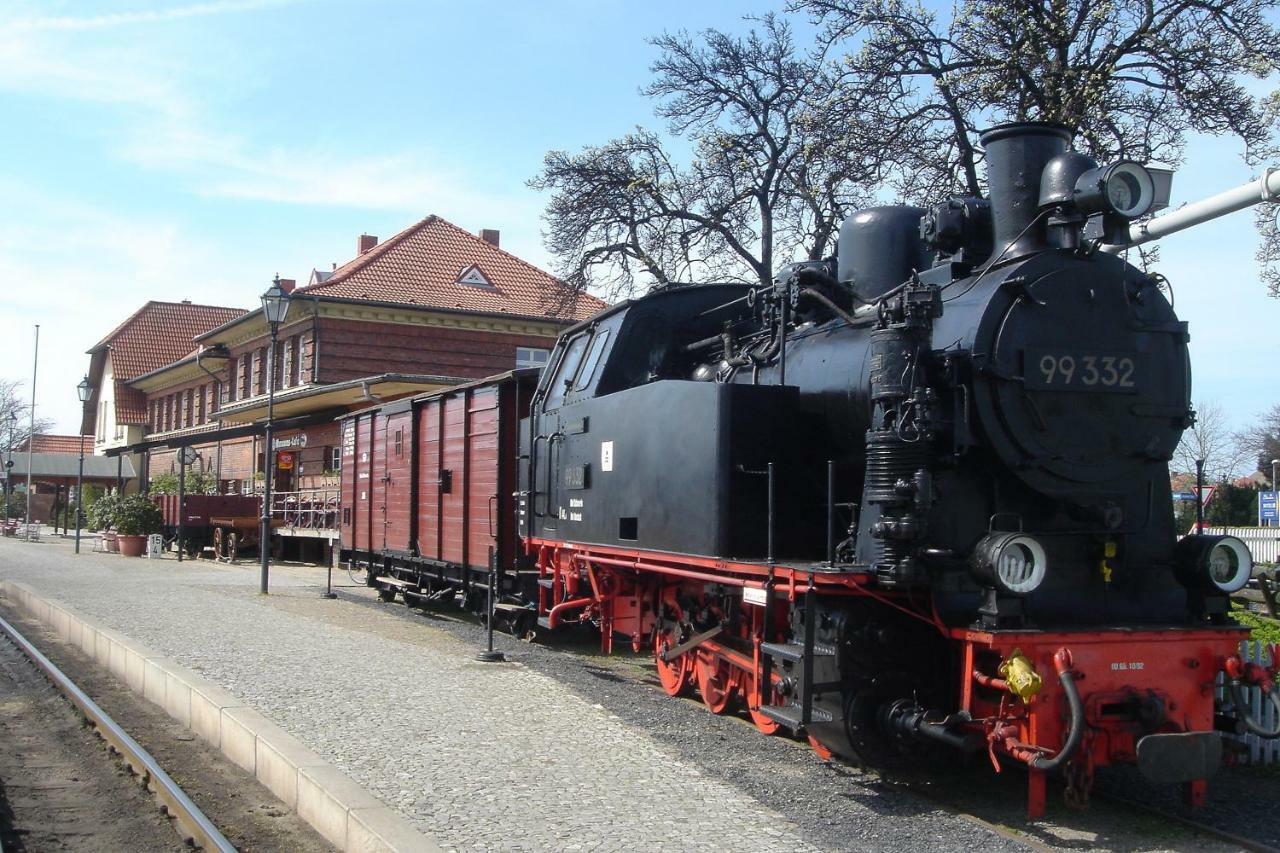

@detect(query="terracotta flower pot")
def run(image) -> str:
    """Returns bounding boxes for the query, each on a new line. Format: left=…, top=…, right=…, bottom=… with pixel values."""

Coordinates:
left=103, top=531, right=119, bottom=553
left=117, top=534, right=148, bottom=557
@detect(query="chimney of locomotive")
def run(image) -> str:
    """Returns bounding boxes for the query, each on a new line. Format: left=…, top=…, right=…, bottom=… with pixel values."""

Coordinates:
left=980, top=122, right=1073, bottom=263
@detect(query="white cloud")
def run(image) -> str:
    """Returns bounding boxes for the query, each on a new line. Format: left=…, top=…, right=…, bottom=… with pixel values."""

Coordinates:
left=1, top=0, right=300, bottom=34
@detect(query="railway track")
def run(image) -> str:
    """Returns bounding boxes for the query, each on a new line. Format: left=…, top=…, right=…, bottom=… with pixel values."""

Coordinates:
left=0, top=614, right=235, bottom=853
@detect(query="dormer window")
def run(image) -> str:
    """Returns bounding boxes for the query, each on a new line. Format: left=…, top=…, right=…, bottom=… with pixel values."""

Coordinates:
left=456, top=264, right=494, bottom=288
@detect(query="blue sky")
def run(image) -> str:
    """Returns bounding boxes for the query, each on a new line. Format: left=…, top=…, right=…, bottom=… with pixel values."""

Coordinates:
left=0, top=0, right=1276, bottom=445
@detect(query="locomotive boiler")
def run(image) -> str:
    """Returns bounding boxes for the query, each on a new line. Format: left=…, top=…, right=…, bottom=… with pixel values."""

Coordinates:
left=515, top=122, right=1273, bottom=817
left=346, top=121, right=1279, bottom=819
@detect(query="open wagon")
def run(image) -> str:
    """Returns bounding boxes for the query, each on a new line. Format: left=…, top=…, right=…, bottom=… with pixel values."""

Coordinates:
left=153, top=494, right=261, bottom=557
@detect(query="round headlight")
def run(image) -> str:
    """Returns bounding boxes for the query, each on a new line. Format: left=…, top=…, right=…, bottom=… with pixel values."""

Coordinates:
left=1173, top=534, right=1254, bottom=593
left=1074, top=161, right=1156, bottom=219
left=972, top=532, right=1048, bottom=595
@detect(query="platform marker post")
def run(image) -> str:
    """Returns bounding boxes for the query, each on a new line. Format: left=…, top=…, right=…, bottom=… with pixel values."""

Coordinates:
left=477, top=545, right=505, bottom=662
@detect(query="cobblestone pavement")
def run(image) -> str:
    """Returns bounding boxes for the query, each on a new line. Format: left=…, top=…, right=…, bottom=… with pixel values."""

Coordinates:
left=0, top=537, right=1037, bottom=851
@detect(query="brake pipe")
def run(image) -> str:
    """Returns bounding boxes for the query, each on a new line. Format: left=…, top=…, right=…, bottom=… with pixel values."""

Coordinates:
left=1224, top=653, right=1280, bottom=739
left=992, top=649, right=1085, bottom=771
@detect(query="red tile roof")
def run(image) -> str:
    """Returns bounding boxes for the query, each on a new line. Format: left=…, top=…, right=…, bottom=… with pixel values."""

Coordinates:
left=18, top=434, right=93, bottom=454
left=88, top=301, right=246, bottom=425
left=294, top=216, right=607, bottom=321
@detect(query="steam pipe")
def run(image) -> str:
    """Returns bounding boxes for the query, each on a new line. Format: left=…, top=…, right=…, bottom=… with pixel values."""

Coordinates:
left=1028, top=649, right=1084, bottom=772
left=1102, top=167, right=1280, bottom=253
left=1228, top=682, right=1280, bottom=738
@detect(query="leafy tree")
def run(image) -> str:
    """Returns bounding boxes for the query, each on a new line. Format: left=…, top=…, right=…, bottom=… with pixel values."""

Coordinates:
left=795, top=0, right=1280, bottom=281
left=531, top=15, right=886, bottom=297
left=149, top=468, right=218, bottom=495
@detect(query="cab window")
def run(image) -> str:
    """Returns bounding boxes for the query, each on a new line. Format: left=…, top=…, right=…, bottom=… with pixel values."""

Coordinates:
left=544, top=332, right=589, bottom=409
left=573, top=329, right=612, bottom=391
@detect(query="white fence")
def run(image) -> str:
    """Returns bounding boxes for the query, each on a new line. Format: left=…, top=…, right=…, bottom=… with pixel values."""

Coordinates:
left=1195, top=526, right=1280, bottom=564
left=1218, top=641, right=1280, bottom=765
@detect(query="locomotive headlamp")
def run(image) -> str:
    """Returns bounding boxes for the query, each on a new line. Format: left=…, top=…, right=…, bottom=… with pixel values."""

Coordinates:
left=1174, top=534, right=1253, bottom=593
left=971, top=532, right=1048, bottom=595
left=1074, top=161, right=1157, bottom=219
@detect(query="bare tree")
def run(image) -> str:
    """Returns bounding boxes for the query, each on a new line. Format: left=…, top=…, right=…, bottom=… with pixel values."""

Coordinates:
left=795, top=0, right=1280, bottom=218
left=1173, top=400, right=1252, bottom=482
left=1239, top=401, right=1280, bottom=473
left=531, top=15, right=885, bottom=297
left=0, top=379, right=52, bottom=452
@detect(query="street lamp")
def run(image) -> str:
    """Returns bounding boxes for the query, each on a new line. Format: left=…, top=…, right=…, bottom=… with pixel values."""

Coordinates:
left=259, top=275, right=290, bottom=594
left=75, top=376, right=92, bottom=554
left=4, top=411, right=17, bottom=529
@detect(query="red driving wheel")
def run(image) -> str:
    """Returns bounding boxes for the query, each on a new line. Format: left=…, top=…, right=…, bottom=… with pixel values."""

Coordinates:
left=654, top=627, right=693, bottom=697
left=695, top=649, right=737, bottom=714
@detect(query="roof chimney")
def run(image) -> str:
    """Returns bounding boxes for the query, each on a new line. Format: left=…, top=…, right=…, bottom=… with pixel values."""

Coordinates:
left=278, top=278, right=296, bottom=294
left=358, top=234, right=378, bottom=255
left=479, top=229, right=500, bottom=248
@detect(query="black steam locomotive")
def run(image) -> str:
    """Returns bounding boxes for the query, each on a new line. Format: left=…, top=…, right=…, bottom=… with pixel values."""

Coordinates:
left=351, top=122, right=1271, bottom=818
left=516, top=122, right=1265, bottom=817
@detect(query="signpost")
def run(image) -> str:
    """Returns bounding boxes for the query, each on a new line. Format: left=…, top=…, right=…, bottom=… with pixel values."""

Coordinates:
left=1261, top=490, right=1278, bottom=527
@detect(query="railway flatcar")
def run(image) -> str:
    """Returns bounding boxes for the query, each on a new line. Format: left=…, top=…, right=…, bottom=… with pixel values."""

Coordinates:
left=340, top=370, right=539, bottom=615
left=343, top=122, right=1280, bottom=819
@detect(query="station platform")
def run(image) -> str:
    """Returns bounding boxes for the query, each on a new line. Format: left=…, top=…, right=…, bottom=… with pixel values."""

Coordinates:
left=0, top=536, right=823, bottom=852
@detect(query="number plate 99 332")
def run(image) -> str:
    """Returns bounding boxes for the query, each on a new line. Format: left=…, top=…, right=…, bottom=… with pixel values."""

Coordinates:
left=1024, top=349, right=1140, bottom=393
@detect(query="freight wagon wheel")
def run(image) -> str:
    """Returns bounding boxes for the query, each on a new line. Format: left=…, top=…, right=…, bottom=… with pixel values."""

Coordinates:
left=212, top=528, right=224, bottom=561
left=695, top=649, right=736, bottom=714
left=740, top=670, right=781, bottom=735
left=653, top=627, right=693, bottom=697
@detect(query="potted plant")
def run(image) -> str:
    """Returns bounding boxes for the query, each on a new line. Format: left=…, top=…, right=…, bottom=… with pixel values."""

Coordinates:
left=88, top=493, right=121, bottom=552
left=113, top=494, right=164, bottom=557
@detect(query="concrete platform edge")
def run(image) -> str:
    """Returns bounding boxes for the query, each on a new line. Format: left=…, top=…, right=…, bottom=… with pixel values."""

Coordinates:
left=0, top=579, right=440, bottom=853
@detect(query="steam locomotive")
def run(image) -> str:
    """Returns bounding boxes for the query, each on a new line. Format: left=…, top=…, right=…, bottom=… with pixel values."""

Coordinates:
left=343, top=122, right=1275, bottom=818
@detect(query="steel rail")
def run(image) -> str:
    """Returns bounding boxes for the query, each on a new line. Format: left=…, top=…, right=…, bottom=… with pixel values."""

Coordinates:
left=1095, top=790, right=1279, bottom=853
left=0, top=614, right=236, bottom=853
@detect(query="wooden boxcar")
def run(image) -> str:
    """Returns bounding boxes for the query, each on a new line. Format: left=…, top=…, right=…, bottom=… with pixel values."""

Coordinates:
left=339, top=370, right=539, bottom=612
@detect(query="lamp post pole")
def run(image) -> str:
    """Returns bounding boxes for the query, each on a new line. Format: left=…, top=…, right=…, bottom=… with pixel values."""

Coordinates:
left=75, top=376, right=91, bottom=554
left=4, top=412, right=15, bottom=527
left=1195, top=458, right=1206, bottom=534
left=1272, top=459, right=1279, bottom=529
left=259, top=276, right=290, bottom=595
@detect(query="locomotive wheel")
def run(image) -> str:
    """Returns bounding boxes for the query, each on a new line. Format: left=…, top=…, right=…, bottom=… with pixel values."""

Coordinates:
left=695, top=649, right=736, bottom=714
left=740, top=670, right=781, bottom=735
left=654, top=627, right=693, bottom=697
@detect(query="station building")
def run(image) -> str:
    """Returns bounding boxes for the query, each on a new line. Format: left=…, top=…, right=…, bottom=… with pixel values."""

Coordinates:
left=86, top=216, right=604, bottom=560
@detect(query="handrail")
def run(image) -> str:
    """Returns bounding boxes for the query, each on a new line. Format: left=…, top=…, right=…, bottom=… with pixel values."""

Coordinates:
left=268, top=488, right=339, bottom=531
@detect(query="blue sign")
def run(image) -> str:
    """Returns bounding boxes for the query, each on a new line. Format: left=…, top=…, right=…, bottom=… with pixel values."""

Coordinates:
left=1262, top=490, right=1278, bottom=525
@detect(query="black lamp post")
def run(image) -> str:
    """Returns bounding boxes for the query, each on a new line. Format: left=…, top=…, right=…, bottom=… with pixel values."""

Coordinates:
left=75, top=376, right=91, bottom=554
left=259, top=275, right=290, bottom=595
left=3, top=412, right=16, bottom=529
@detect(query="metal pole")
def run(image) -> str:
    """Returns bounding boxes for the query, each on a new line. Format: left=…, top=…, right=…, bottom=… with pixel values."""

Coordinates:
left=177, top=456, right=185, bottom=563
left=1272, top=459, right=1279, bottom=529
left=260, top=324, right=278, bottom=595
left=25, top=325, right=38, bottom=537
left=74, top=430, right=84, bottom=553
left=826, top=459, right=835, bottom=566
left=1195, top=458, right=1206, bottom=534
left=476, top=545, right=505, bottom=662
left=766, top=461, right=776, bottom=565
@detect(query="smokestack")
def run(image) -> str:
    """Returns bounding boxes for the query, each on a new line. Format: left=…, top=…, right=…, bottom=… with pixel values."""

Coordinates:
left=479, top=229, right=500, bottom=248
left=980, top=122, right=1073, bottom=262
left=358, top=234, right=378, bottom=255
left=278, top=278, right=296, bottom=294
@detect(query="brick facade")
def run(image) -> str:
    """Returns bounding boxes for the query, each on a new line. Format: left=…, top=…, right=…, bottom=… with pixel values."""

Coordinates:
left=315, top=318, right=552, bottom=382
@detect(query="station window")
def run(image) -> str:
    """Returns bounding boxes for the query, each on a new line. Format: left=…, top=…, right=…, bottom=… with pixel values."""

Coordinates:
left=516, top=347, right=551, bottom=371
left=329, top=445, right=341, bottom=473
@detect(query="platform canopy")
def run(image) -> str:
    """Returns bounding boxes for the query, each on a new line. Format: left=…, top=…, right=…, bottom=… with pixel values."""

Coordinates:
left=2, top=452, right=136, bottom=484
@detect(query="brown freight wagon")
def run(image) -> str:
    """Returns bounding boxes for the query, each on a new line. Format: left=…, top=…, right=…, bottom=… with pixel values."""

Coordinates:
left=152, top=493, right=261, bottom=557
left=339, top=369, right=539, bottom=615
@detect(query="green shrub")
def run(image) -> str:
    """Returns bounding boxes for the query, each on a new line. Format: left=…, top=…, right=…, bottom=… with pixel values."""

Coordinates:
left=112, top=494, right=164, bottom=536
left=149, top=468, right=218, bottom=496
left=86, top=492, right=120, bottom=531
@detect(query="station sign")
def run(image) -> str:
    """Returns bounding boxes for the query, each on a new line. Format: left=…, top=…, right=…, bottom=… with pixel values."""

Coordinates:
left=273, top=434, right=308, bottom=450
left=1261, top=490, right=1278, bottom=526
